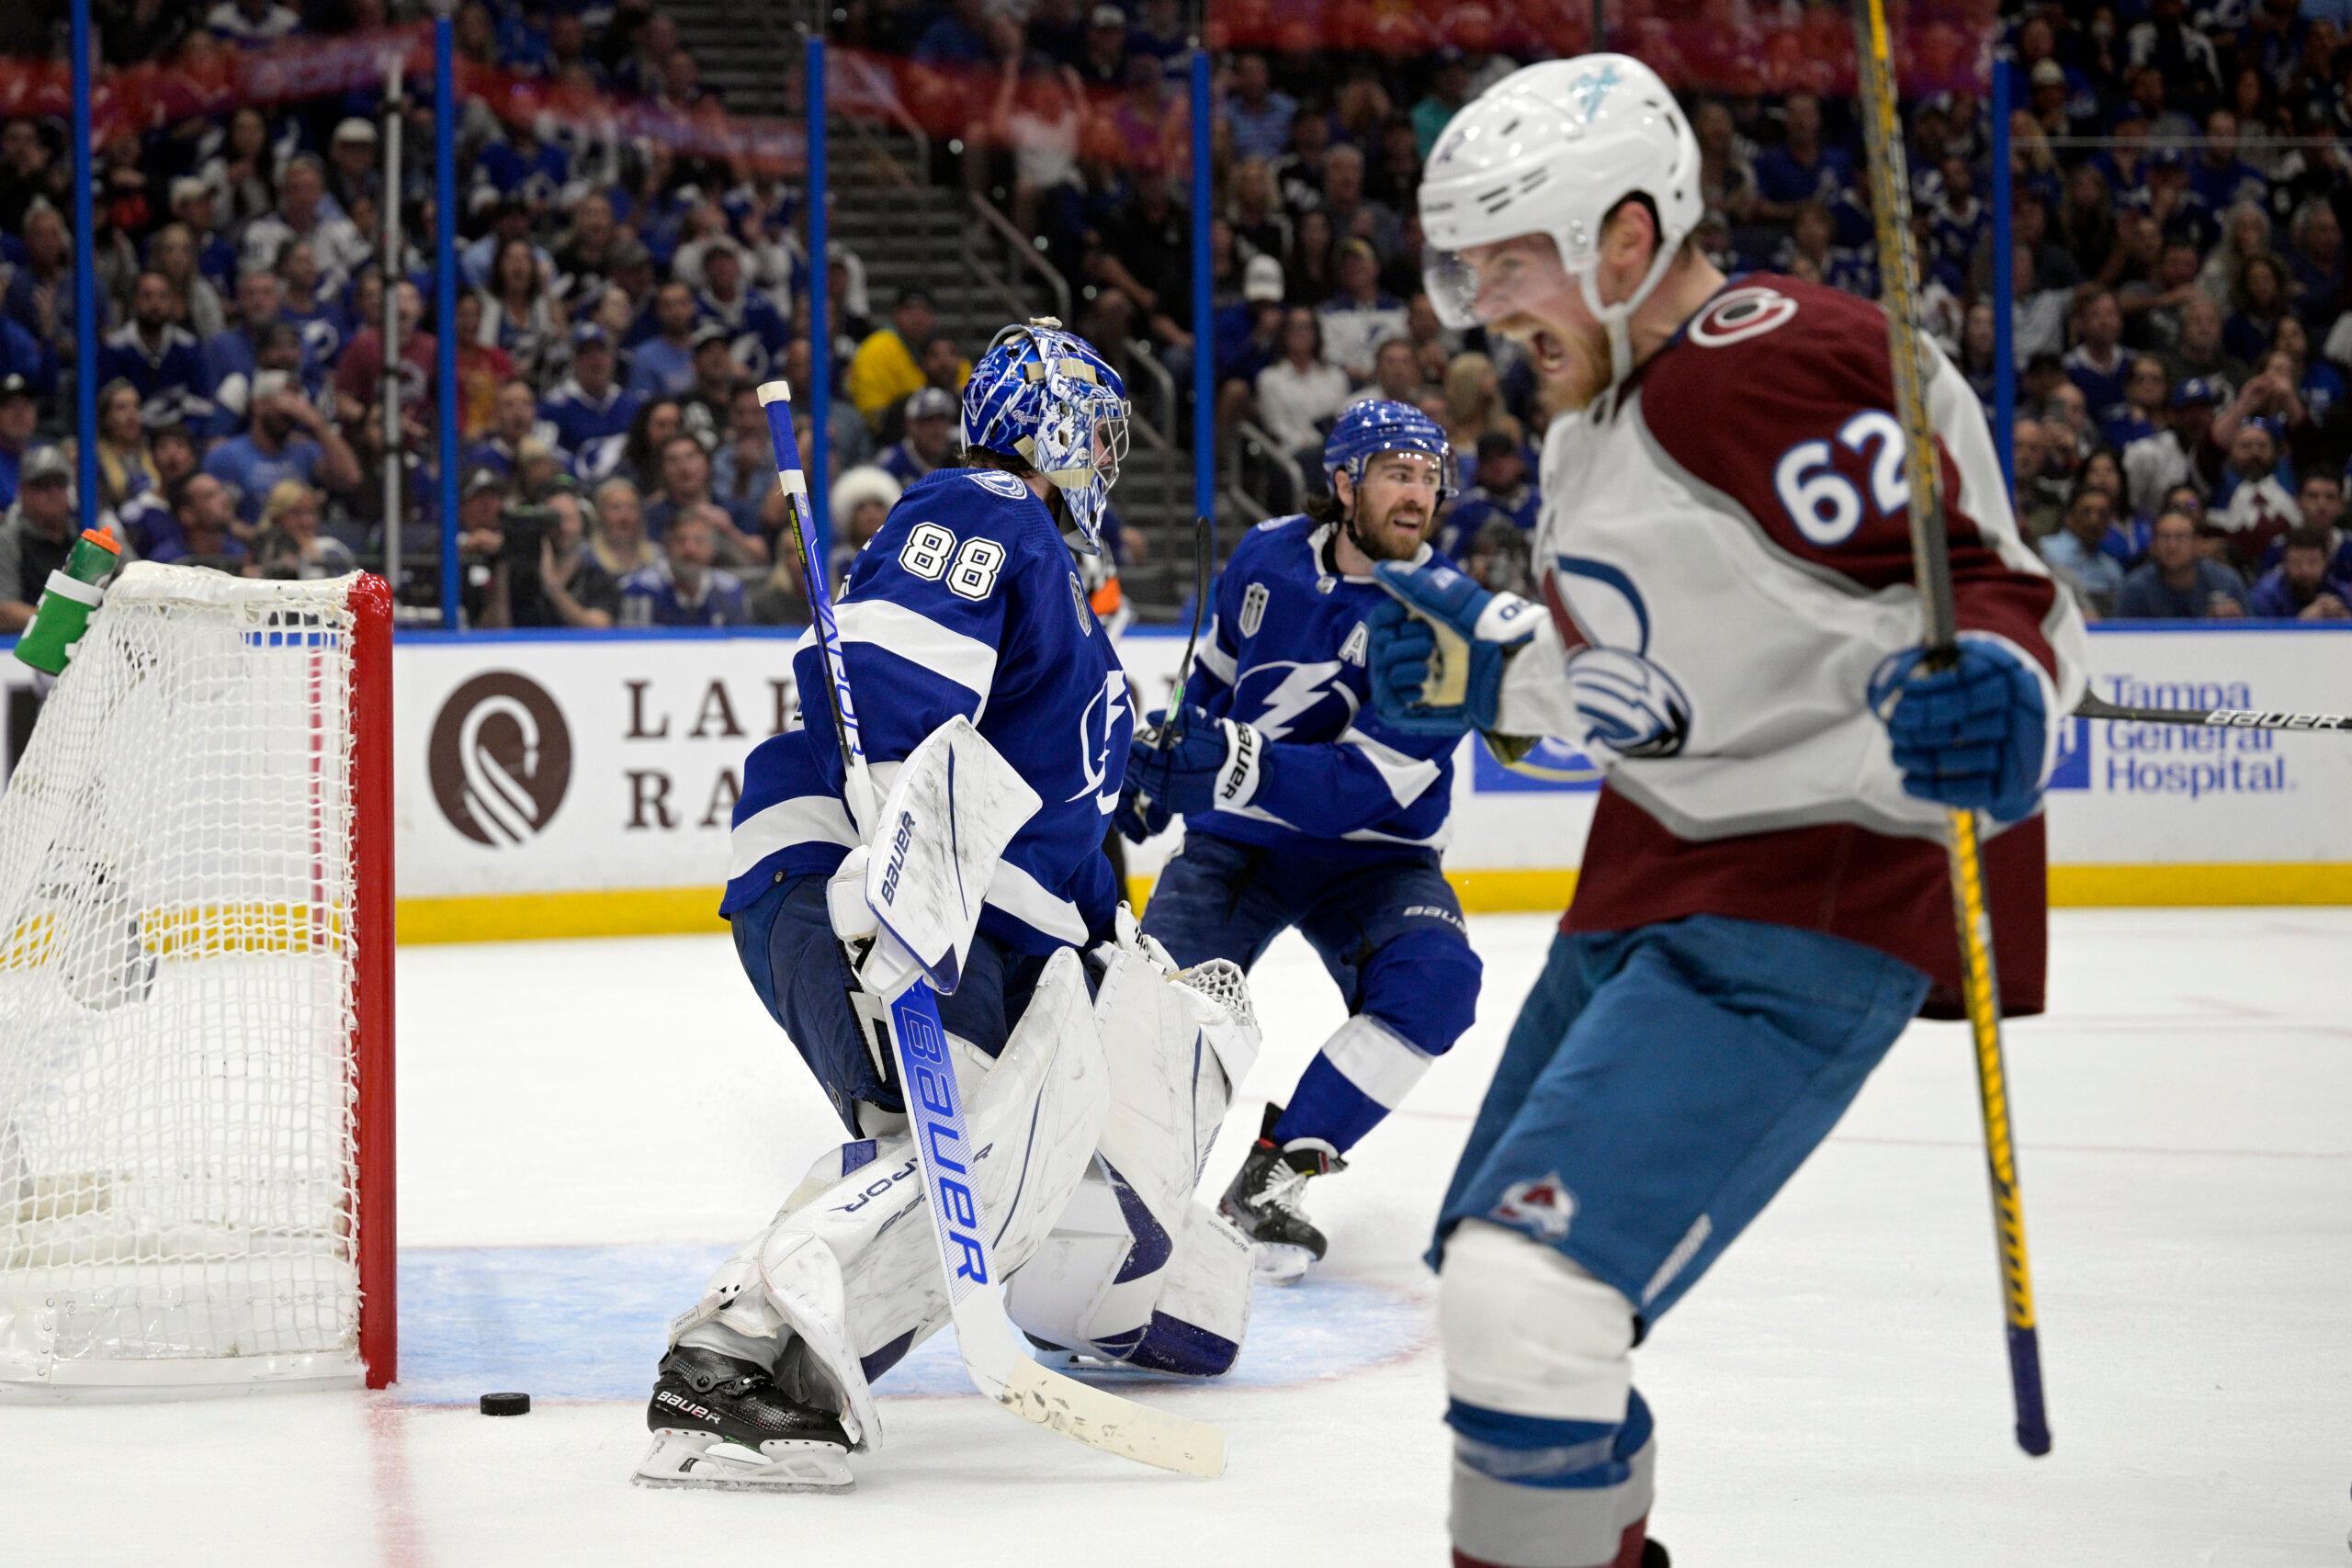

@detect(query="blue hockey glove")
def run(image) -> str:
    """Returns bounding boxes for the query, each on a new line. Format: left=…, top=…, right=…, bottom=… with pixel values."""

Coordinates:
left=1122, top=703, right=1263, bottom=820
left=1868, top=637, right=2049, bottom=822
left=1113, top=784, right=1172, bottom=843
left=1369, top=560, right=1541, bottom=734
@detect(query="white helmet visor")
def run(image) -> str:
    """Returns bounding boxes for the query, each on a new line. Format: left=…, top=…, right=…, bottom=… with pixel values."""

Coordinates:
left=1422, top=231, right=1583, bottom=332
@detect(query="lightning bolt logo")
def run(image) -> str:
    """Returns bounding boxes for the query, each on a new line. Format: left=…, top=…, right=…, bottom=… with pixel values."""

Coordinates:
left=1241, top=660, right=1355, bottom=741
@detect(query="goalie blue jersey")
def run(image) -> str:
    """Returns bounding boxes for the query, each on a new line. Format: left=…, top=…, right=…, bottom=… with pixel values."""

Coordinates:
left=723, top=468, right=1133, bottom=955
left=1182, top=514, right=1459, bottom=860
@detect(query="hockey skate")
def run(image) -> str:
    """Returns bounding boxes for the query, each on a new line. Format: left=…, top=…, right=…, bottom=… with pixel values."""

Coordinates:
left=1217, top=1105, right=1340, bottom=1284
left=632, top=1347, right=854, bottom=1493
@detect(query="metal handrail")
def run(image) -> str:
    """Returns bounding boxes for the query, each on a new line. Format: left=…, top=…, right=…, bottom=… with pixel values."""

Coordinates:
left=1120, top=338, right=1175, bottom=453
left=1234, top=416, right=1306, bottom=514
left=829, top=57, right=931, bottom=186
left=965, top=194, right=1071, bottom=324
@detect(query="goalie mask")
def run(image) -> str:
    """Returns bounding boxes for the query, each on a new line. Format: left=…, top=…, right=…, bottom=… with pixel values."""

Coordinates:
left=963, top=319, right=1132, bottom=554
left=1419, top=54, right=1702, bottom=389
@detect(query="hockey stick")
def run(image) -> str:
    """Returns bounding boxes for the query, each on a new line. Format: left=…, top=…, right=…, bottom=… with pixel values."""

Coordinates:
left=1849, top=4, right=2051, bottom=1457
left=757, top=381, right=1226, bottom=1479
left=2073, top=694, right=2352, bottom=731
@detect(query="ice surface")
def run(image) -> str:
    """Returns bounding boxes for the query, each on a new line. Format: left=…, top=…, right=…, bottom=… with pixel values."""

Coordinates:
left=7, top=910, right=2349, bottom=1566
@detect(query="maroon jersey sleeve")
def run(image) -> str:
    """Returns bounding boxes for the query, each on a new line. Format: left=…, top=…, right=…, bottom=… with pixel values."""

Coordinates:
left=1633, top=275, right=2064, bottom=680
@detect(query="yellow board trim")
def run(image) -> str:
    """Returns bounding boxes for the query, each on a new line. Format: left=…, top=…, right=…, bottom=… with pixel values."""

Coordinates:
left=399, top=863, right=2352, bottom=945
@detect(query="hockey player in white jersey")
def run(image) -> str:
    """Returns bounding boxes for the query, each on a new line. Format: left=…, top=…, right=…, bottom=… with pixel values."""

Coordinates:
left=634, top=321, right=1261, bottom=1492
left=1369, top=58, right=2089, bottom=1567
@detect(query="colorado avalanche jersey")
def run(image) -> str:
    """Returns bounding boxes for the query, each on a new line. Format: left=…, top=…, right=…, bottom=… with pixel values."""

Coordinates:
left=724, top=468, right=1132, bottom=955
left=1182, top=515, right=1460, bottom=860
left=1495, top=275, right=2088, bottom=1014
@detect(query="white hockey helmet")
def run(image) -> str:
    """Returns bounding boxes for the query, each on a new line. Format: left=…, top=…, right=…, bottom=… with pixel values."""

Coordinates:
left=1419, top=54, right=1702, bottom=387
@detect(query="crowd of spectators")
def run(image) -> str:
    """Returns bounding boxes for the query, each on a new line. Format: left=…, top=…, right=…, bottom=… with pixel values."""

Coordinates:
left=5, top=0, right=2352, bottom=628
left=882, top=0, right=2352, bottom=618
left=0, top=0, right=996, bottom=632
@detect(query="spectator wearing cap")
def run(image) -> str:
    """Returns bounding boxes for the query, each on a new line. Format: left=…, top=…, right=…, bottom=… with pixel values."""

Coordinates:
left=1074, top=5, right=1132, bottom=90
left=2247, top=525, right=2352, bottom=620
left=206, top=0, right=300, bottom=47
left=98, top=272, right=212, bottom=433
left=620, top=507, right=748, bottom=628
left=2063, top=288, right=2131, bottom=427
left=1315, top=239, right=1408, bottom=388
left=542, top=322, right=643, bottom=484
left=878, top=389, right=958, bottom=489
left=2115, top=509, right=2247, bottom=619
left=694, top=240, right=790, bottom=378
left=203, top=367, right=359, bottom=525
left=241, top=155, right=369, bottom=305
left=333, top=278, right=435, bottom=429
left=111, top=423, right=198, bottom=558
left=467, top=378, right=559, bottom=479
left=681, top=323, right=747, bottom=449
left=2125, top=376, right=2222, bottom=520
left=1437, top=432, right=1540, bottom=567
left=1224, top=54, right=1296, bottom=164
left=2039, top=483, right=2130, bottom=616
left=0, top=375, right=38, bottom=510
left=1216, top=254, right=1286, bottom=389
left=165, top=177, right=239, bottom=296
left=626, top=281, right=703, bottom=401
left=326, top=118, right=380, bottom=218
left=0, top=448, right=119, bottom=630
left=845, top=290, right=939, bottom=430
left=2206, top=405, right=2301, bottom=573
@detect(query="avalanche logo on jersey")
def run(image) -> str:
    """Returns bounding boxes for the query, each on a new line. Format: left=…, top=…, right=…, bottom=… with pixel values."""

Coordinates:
left=1235, top=660, right=1356, bottom=741
left=1065, top=669, right=1133, bottom=812
left=1550, top=554, right=1693, bottom=761
left=1491, top=1172, right=1577, bottom=1242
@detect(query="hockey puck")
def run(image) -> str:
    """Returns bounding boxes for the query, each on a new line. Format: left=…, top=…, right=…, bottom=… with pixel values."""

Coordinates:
left=479, top=1392, right=531, bottom=1416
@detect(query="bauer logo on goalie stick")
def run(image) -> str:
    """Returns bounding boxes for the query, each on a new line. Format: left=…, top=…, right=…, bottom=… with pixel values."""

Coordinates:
left=428, top=671, right=573, bottom=847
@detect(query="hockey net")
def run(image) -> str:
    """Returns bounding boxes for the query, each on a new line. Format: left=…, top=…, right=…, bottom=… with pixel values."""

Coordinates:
left=0, top=565, right=394, bottom=1395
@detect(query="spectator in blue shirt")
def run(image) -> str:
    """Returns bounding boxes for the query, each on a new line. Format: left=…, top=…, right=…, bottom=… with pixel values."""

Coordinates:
left=1438, top=431, right=1539, bottom=567
left=877, top=388, right=958, bottom=488
left=2247, top=525, right=2352, bottom=620
left=542, top=323, right=642, bottom=483
left=1751, top=92, right=1853, bottom=223
left=620, top=507, right=748, bottom=627
left=2038, top=484, right=2130, bottom=615
left=98, top=272, right=213, bottom=432
left=2100, top=355, right=2169, bottom=455
left=2188, top=109, right=2267, bottom=216
left=2116, top=509, right=2250, bottom=618
left=201, top=369, right=360, bottom=525
left=627, top=280, right=700, bottom=400
left=2063, top=288, right=2132, bottom=426
left=1224, top=54, right=1296, bottom=163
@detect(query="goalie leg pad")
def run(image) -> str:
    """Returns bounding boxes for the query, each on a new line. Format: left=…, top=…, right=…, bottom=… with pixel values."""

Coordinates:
left=1005, top=943, right=1261, bottom=1371
left=669, top=947, right=1107, bottom=1448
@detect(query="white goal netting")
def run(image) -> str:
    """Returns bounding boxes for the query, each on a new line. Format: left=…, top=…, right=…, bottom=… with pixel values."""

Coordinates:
left=0, top=566, right=375, bottom=1393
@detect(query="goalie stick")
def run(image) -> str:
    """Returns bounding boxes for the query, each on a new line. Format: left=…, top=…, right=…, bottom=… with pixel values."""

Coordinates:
left=756, top=381, right=1226, bottom=1480
left=1850, top=0, right=2051, bottom=1457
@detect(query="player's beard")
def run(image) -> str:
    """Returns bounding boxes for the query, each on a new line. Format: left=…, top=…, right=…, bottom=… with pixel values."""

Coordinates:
left=1345, top=494, right=1432, bottom=563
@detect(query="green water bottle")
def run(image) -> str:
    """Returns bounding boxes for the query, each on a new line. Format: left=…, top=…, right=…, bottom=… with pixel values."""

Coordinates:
left=15, top=526, right=122, bottom=676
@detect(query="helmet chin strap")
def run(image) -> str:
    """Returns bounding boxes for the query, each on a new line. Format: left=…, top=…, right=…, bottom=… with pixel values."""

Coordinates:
left=1575, top=235, right=1684, bottom=390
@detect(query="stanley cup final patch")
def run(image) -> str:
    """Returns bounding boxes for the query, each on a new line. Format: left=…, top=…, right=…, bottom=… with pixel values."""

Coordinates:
left=1491, top=1173, right=1577, bottom=1242
left=1238, top=580, right=1270, bottom=637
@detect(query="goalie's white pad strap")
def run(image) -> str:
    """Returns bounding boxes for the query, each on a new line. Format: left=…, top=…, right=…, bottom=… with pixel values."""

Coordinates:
left=864, top=716, right=1042, bottom=993
left=672, top=949, right=1106, bottom=1447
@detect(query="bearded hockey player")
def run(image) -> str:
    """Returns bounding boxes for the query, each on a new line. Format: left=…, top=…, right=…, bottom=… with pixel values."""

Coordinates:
left=1115, top=400, right=1481, bottom=1282
left=1367, top=58, right=2089, bottom=1567
left=635, top=321, right=1261, bottom=1492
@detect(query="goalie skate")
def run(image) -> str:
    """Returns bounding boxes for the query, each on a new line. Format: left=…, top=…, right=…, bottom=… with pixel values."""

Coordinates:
left=631, top=1348, right=854, bottom=1493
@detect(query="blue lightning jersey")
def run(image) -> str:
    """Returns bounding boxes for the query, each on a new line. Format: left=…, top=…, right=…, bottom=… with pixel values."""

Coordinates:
left=724, top=468, right=1132, bottom=955
left=1183, top=514, right=1460, bottom=860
